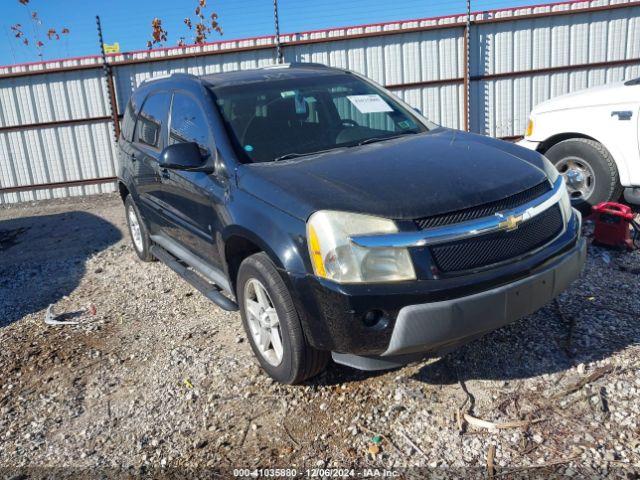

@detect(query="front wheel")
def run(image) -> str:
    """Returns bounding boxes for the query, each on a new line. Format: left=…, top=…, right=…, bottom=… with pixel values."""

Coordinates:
left=545, top=138, right=623, bottom=212
left=237, top=252, right=329, bottom=384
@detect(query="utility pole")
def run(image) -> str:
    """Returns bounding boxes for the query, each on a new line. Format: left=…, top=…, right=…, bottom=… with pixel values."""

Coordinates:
left=96, top=15, right=121, bottom=141
left=463, top=0, right=471, bottom=132
left=273, top=0, right=284, bottom=64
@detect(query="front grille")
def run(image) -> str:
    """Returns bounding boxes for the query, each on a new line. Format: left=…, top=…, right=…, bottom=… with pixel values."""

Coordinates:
left=415, top=181, right=551, bottom=230
left=430, top=205, right=563, bottom=273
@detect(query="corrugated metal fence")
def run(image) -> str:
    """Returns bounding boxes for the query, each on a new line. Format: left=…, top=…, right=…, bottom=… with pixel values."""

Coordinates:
left=1, top=0, right=639, bottom=204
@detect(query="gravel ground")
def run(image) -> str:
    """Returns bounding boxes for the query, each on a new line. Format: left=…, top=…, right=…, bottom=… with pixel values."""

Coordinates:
left=0, top=194, right=639, bottom=478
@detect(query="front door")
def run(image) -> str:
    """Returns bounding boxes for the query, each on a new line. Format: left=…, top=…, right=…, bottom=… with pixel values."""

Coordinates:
left=159, top=90, right=225, bottom=269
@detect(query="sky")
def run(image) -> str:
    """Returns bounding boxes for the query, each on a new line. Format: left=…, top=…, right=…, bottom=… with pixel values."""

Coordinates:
left=1, top=0, right=541, bottom=66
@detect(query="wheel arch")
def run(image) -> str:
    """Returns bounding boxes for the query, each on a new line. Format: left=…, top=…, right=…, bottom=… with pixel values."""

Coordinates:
left=223, top=233, right=263, bottom=296
left=222, top=226, right=307, bottom=296
left=536, top=132, right=630, bottom=186
left=118, top=180, right=130, bottom=202
left=536, top=132, right=597, bottom=155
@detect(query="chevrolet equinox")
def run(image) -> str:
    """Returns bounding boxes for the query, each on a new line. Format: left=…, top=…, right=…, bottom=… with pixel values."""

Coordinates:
left=117, top=63, right=586, bottom=384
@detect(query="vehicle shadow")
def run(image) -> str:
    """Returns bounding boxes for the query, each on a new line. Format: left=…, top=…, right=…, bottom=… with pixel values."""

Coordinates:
left=0, top=211, right=122, bottom=328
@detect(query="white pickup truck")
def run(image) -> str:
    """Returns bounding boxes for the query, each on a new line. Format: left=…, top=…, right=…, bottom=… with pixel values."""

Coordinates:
left=518, top=78, right=640, bottom=210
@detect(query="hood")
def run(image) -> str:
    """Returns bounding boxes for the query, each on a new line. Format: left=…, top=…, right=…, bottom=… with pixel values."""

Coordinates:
left=533, top=81, right=640, bottom=114
left=237, top=128, right=550, bottom=221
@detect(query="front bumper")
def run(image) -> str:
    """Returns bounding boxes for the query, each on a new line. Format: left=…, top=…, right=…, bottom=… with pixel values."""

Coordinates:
left=290, top=209, right=582, bottom=348
left=331, top=236, right=586, bottom=370
left=286, top=209, right=585, bottom=370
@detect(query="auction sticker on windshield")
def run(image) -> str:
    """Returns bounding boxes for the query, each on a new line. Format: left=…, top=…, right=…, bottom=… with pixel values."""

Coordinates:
left=347, top=94, right=393, bottom=114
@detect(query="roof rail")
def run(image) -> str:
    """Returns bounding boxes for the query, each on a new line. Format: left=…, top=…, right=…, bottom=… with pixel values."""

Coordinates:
left=261, top=62, right=331, bottom=70
left=141, top=72, right=199, bottom=84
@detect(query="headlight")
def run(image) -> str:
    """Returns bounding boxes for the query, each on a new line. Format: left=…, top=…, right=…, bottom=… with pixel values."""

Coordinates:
left=541, top=155, right=559, bottom=183
left=307, top=211, right=416, bottom=283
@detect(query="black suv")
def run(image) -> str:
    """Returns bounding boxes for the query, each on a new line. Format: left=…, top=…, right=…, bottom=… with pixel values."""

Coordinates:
left=117, top=63, right=586, bottom=384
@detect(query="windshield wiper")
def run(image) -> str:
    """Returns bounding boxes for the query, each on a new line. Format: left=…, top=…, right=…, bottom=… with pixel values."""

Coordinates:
left=274, top=148, right=340, bottom=162
left=356, top=131, right=419, bottom=146
left=272, top=131, right=420, bottom=161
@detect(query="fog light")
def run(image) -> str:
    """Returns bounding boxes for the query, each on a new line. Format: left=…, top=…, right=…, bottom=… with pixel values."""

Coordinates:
left=362, top=309, right=389, bottom=329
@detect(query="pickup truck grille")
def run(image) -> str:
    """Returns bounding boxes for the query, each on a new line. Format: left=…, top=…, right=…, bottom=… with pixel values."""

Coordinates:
left=430, top=204, right=563, bottom=273
left=414, top=181, right=551, bottom=230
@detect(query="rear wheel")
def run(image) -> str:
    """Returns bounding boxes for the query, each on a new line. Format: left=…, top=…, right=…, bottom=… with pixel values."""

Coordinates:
left=545, top=138, right=623, bottom=212
left=124, top=195, right=155, bottom=262
left=237, top=252, right=329, bottom=384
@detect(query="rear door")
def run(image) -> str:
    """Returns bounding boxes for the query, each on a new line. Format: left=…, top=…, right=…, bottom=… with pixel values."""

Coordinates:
left=130, top=91, right=171, bottom=233
left=160, top=90, right=224, bottom=268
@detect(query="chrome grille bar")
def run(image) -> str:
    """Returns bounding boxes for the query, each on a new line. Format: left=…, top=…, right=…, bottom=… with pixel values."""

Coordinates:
left=350, top=177, right=566, bottom=249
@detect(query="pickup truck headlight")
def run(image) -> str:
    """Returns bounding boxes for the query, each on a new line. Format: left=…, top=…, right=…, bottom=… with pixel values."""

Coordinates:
left=307, top=211, right=416, bottom=283
left=525, top=118, right=534, bottom=137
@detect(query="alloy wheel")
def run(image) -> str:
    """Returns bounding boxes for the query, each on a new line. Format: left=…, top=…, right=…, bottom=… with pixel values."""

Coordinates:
left=243, top=278, right=284, bottom=366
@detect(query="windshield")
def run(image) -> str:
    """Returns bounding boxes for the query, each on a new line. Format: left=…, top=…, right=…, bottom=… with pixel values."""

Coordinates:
left=210, top=73, right=429, bottom=163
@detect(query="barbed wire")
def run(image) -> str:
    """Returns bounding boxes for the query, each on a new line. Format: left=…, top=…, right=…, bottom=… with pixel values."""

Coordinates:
left=0, top=0, right=612, bottom=65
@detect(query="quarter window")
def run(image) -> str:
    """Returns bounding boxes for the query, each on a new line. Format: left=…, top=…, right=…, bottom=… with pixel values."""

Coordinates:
left=135, top=92, right=170, bottom=149
left=120, top=99, right=137, bottom=142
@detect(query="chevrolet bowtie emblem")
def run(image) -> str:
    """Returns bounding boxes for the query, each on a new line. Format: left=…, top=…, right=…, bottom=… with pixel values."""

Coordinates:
left=496, top=213, right=523, bottom=231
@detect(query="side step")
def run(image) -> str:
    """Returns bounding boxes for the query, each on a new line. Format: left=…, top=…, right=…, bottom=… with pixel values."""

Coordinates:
left=150, top=245, right=239, bottom=312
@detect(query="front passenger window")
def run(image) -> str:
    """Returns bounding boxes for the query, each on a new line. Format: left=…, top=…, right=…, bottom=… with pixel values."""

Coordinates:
left=169, top=93, right=210, bottom=151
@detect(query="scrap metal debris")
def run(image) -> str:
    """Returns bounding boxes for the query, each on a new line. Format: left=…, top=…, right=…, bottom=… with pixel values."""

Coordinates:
left=44, top=304, right=80, bottom=325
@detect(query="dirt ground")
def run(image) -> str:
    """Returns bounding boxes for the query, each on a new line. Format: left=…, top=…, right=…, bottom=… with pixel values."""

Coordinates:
left=0, top=194, right=639, bottom=478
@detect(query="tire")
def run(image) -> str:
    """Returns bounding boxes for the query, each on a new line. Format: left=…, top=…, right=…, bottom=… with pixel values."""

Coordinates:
left=237, top=252, right=329, bottom=384
left=545, top=138, right=623, bottom=212
left=124, top=195, right=155, bottom=262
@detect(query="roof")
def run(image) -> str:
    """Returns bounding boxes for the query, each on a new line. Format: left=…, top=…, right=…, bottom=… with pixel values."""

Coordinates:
left=201, top=63, right=344, bottom=88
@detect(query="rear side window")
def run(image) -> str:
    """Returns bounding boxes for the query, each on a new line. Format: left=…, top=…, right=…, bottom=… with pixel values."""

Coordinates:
left=135, top=92, right=171, bottom=149
left=120, top=100, right=137, bottom=142
left=168, top=93, right=210, bottom=151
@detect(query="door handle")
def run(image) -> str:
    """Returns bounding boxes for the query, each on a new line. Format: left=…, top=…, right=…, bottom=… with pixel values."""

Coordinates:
left=611, top=111, right=632, bottom=121
left=160, top=168, right=171, bottom=180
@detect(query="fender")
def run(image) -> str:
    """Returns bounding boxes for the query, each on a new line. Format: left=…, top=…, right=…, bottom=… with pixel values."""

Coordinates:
left=220, top=190, right=310, bottom=276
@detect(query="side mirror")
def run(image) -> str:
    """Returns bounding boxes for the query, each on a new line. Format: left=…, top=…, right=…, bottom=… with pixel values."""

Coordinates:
left=159, top=142, right=212, bottom=172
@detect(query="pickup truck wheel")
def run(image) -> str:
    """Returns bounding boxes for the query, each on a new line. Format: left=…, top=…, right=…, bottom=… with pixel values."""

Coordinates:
left=545, top=138, right=623, bottom=211
left=124, top=196, right=155, bottom=262
left=237, top=252, right=329, bottom=384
